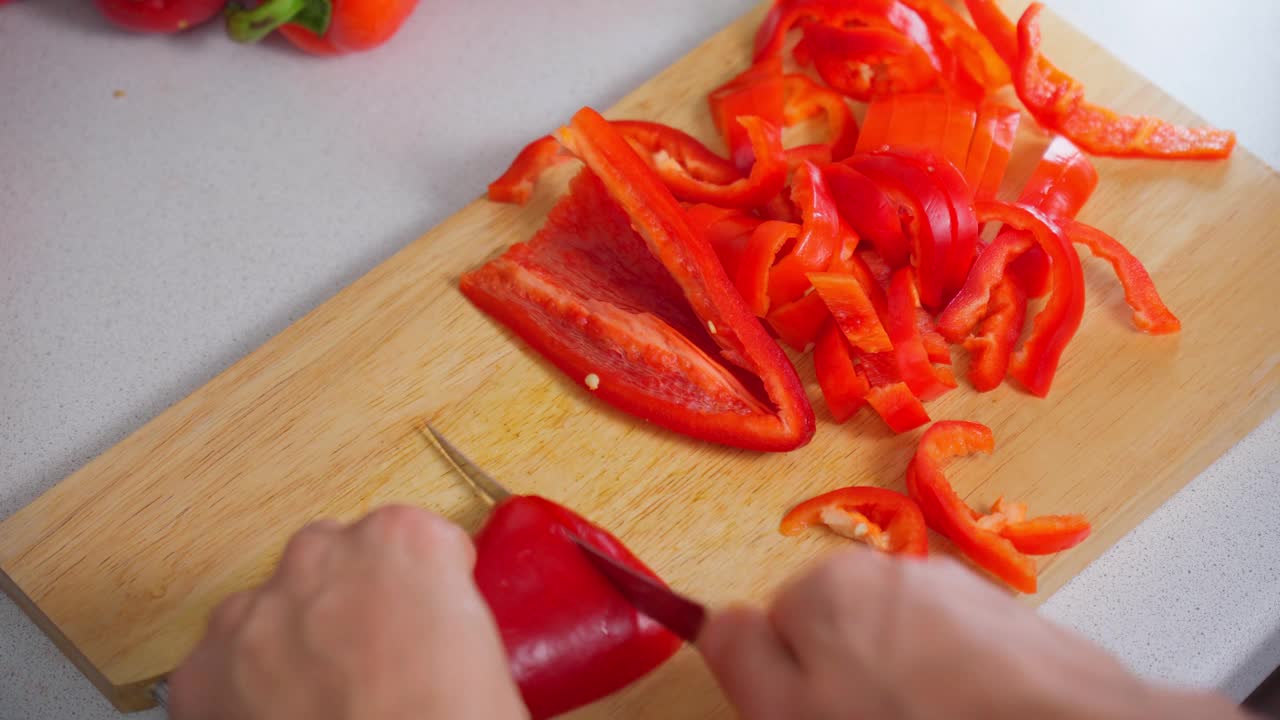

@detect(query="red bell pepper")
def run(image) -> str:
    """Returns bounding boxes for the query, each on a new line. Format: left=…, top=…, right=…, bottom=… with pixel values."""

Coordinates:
left=885, top=267, right=956, bottom=401
left=1013, top=3, right=1235, bottom=159
left=855, top=93, right=896, bottom=153
left=864, top=92, right=977, bottom=172
left=686, top=204, right=763, bottom=282
left=1006, top=135, right=1099, bottom=298
left=898, top=0, right=1010, bottom=92
left=813, top=322, right=872, bottom=421
left=939, top=201, right=1084, bottom=397
left=474, top=495, right=682, bottom=720
left=975, top=497, right=1092, bottom=555
left=824, top=163, right=912, bottom=267
left=780, top=484, right=929, bottom=556
left=226, top=0, right=417, bottom=55
left=764, top=227, right=864, bottom=350
left=94, top=0, right=225, bottom=32
left=755, top=0, right=942, bottom=67
left=768, top=162, right=844, bottom=307
left=864, top=379, right=930, bottom=432
left=783, top=74, right=860, bottom=161
left=809, top=272, right=893, bottom=353
left=962, top=0, right=1017, bottom=68
left=785, top=143, right=835, bottom=171
left=1063, top=220, right=1181, bottom=334
left=709, top=57, right=786, bottom=172
left=800, top=22, right=941, bottom=101
left=962, top=276, right=1025, bottom=392
left=737, top=220, right=803, bottom=316
left=462, top=107, right=815, bottom=451
left=964, top=102, right=1022, bottom=200
left=917, top=310, right=951, bottom=365
left=488, top=135, right=570, bottom=206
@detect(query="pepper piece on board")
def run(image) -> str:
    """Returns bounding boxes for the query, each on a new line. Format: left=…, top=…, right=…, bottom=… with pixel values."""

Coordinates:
left=474, top=495, right=683, bottom=720
left=1012, top=3, right=1235, bottom=159
left=801, top=22, right=941, bottom=101
left=813, top=322, right=872, bottom=421
left=905, top=421, right=1040, bottom=593
left=1006, top=135, right=1099, bottom=297
left=964, top=102, right=1021, bottom=199
left=962, top=276, right=1025, bottom=392
left=737, top=220, right=804, bottom=317
left=768, top=162, right=844, bottom=307
left=885, top=267, right=957, bottom=401
left=686, top=203, right=763, bottom=282
left=825, top=163, right=912, bottom=268
left=1063, top=220, right=1181, bottom=334
left=462, top=107, right=815, bottom=451
left=755, top=0, right=943, bottom=66
left=781, top=484, right=929, bottom=556
left=783, top=74, right=861, bottom=161
left=709, top=56, right=787, bottom=172
left=489, top=135, right=572, bottom=205
left=899, top=0, right=1010, bottom=92
left=810, top=272, right=893, bottom=353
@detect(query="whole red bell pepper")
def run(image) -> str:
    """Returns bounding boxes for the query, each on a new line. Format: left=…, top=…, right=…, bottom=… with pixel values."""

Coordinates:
left=473, top=495, right=682, bottom=720
left=226, top=0, right=417, bottom=54
left=780, top=484, right=929, bottom=556
left=94, top=0, right=225, bottom=32
left=463, top=107, right=815, bottom=451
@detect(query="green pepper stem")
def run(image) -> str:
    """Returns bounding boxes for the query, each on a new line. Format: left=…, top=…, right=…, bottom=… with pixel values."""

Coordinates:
left=226, top=0, right=313, bottom=43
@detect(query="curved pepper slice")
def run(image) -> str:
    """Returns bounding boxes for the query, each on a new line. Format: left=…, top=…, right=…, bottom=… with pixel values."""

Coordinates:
left=765, top=228, right=864, bottom=350
left=801, top=22, right=940, bottom=101
left=885, top=267, right=956, bottom=401
left=737, top=220, right=803, bottom=317
left=489, top=135, right=572, bottom=206
left=825, top=163, right=912, bottom=267
left=1013, top=3, right=1235, bottom=159
left=768, top=161, right=844, bottom=307
left=755, top=0, right=942, bottom=66
left=709, top=56, right=786, bottom=172
left=686, top=203, right=763, bottom=281
left=899, top=0, right=1010, bottom=92
left=474, top=495, right=682, bottom=720
left=809, top=272, right=893, bottom=353
left=782, top=74, right=860, bottom=161
left=962, top=276, right=1025, bottom=392
left=463, top=107, right=815, bottom=451
left=780, top=484, right=929, bottom=556
left=905, top=421, right=1038, bottom=592
left=813, top=322, right=872, bottom=421
left=964, top=102, right=1021, bottom=200
left=1063, top=220, right=1181, bottom=334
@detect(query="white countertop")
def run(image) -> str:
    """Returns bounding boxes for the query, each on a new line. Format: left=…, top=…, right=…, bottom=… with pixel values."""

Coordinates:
left=2, top=1, right=1278, bottom=717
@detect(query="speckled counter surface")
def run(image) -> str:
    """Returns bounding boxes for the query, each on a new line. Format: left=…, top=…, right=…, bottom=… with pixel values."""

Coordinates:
left=1, top=1, right=1278, bottom=718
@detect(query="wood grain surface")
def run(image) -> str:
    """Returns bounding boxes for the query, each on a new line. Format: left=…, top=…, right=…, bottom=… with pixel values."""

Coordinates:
left=3, top=2, right=1278, bottom=715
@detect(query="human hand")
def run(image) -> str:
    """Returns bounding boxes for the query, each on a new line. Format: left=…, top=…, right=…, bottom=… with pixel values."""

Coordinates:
left=167, top=505, right=527, bottom=720
left=698, top=547, right=1246, bottom=720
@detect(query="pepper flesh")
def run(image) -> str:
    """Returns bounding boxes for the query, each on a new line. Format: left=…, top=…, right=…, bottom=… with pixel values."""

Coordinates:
left=813, top=322, right=872, bottom=421
left=962, top=276, right=1026, bottom=392
left=783, top=74, right=860, bottom=161
left=709, top=57, right=786, bottom=172
left=801, top=22, right=940, bottom=101
left=463, top=107, right=815, bottom=451
left=780, top=484, right=929, bottom=556
left=1064, top=220, right=1181, bottom=334
left=474, top=495, right=682, bottom=720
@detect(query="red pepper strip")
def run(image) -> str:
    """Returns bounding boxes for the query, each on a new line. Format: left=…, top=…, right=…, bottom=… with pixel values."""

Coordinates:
left=801, top=22, right=940, bottom=102
left=1014, top=3, right=1235, bottom=159
left=962, top=276, right=1026, bottom=391
left=864, top=380, right=931, bottom=432
left=809, top=272, right=893, bottom=353
left=780, top=484, right=929, bottom=556
left=685, top=203, right=763, bottom=281
left=464, top=108, right=816, bottom=451
left=936, top=230, right=1035, bottom=341
left=769, top=162, right=844, bottom=307
left=489, top=135, right=572, bottom=205
left=889, top=148, right=980, bottom=303
left=886, top=267, right=956, bottom=401
left=1001, top=515, right=1091, bottom=555
left=782, top=74, right=860, bottom=161
left=905, top=421, right=1039, bottom=593
left=474, top=495, right=683, bottom=720
left=844, top=152, right=962, bottom=310
left=785, top=143, right=835, bottom=171
left=962, top=0, right=1017, bottom=68
left=918, top=311, right=951, bottom=365
left=755, top=0, right=943, bottom=66
left=767, top=292, right=830, bottom=351
left=709, top=56, right=786, bottom=172
left=964, top=102, right=1021, bottom=200
left=855, top=93, right=895, bottom=153
left=898, top=0, right=1010, bottom=91
left=939, top=98, right=979, bottom=173
left=813, top=322, right=872, bottom=421
left=737, top=221, right=803, bottom=317
left=825, top=163, right=911, bottom=268
left=1007, top=135, right=1099, bottom=298
left=1063, top=220, right=1181, bottom=334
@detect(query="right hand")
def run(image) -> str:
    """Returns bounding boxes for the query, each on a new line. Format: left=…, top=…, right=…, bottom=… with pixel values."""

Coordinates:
left=697, top=547, right=1246, bottom=720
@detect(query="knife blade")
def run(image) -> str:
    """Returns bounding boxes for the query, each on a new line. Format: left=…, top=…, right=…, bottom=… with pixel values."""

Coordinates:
left=568, top=533, right=706, bottom=644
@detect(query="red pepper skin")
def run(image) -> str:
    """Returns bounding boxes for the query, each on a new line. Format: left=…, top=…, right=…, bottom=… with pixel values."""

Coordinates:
left=738, top=220, right=803, bottom=316
left=226, top=0, right=417, bottom=55
left=898, top=0, right=1010, bottom=92
left=886, top=267, right=956, bottom=401
left=905, top=421, right=1039, bottom=593
left=554, top=107, right=815, bottom=449
left=94, top=0, right=225, bottom=32
left=813, top=322, right=871, bottom=421
left=864, top=380, right=930, bottom=432
left=1001, top=515, right=1091, bottom=555
left=810, top=272, right=893, bottom=353
left=962, top=276, right=1025, bottom=392
left=488, top=136, right=571, bottom=205
left=824, top=163, right=911, bottom=268
left=962, top=0, right=1017, bottom=68
left=709, top=57, right=786, bottom=172
left=686, top=204, right=763, bottom=282
left=801, top=23, right=941, bottom=101
left=768, top=162, right=844, bottom=307
left=755, top=0, right=941, bottom=66
left=474, top=496, right=682, bottom=720
left=780, top=484, right=929, bottom=556
left=1013, top=3, right=1234, bottom=159
left=1064, top=220, right=1181, bottom=334
left=964, top=102, right=1021, bottom=200
left=768, top=291, right=830, bottom=351
left=783, top=74, right=860, bottom=161
left=1006, top=135, right=1099, bottom=298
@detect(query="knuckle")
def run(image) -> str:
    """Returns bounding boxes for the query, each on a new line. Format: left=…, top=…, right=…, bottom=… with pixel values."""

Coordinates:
left=368, top=504, right=471, bottom=559
left=206, top=591, right=251, bottom=633
left=279, top=521, right=336, bottom=572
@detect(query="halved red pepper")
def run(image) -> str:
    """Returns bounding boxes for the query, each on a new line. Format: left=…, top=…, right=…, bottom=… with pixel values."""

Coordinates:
left=885, top=267, right=956, bottom=401
left=800, top=22, right=940, bottom=101
left=474, top=495, right=683, bottom=719
left=780, top=484, right=929, bottom=556
left=768, top=162, right=844, bottom=307
left=1006, top=135, right=1099, bottom=298
left=809, top=272, right=893, bottom=353
left=1013, top=3, right=1235, bottom=159
left=938, top=200, right=1084, bottom=397
left=1064, top=219, right=1181, bottom=334
left=782, top=74, right=860, bottom=161
left=962, top=276, right=1025, bottom=392
left=963, top=102, right=1021, bottom=200
left=709, top=56, right=786, bottom=172
left=462, top=107, right=815, bottom=451
left=813, top=322, right=872, bottom=421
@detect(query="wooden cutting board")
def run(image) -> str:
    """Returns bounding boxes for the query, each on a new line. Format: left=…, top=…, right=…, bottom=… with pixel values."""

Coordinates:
left=3, top=2, right=1278, bottom=716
